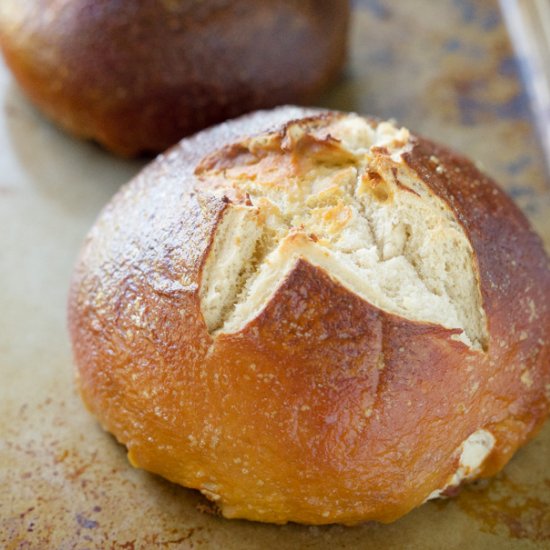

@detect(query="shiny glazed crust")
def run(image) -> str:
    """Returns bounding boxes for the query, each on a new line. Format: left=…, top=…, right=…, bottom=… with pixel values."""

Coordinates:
left=0, top=1, right=349, bottom=156
left=68, top=107, right=550, bottom=524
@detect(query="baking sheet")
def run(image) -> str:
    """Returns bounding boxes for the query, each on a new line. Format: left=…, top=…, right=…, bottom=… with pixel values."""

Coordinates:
left=1, top=0, right=549, bottom=547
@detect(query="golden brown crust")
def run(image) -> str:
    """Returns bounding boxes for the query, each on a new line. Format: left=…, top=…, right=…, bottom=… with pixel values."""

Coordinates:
left=68, top=107, right=550, bottom=524
left=0, top=0, right=349, bottom=156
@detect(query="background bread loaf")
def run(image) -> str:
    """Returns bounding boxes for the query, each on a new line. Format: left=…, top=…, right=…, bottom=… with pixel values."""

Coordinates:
left=69, top=107, right=550, bottom=524
left=0, top=1, right=349, bottom=156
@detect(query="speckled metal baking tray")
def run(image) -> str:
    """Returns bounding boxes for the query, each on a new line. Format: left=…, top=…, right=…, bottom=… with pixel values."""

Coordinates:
left=1, top=0, right=549, bottom=547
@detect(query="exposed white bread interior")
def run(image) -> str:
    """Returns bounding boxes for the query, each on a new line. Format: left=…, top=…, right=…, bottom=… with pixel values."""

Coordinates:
left=426, top=429, right=495, bottom=501
left=198, top=114, right=488, bottom=349
left=200, top=206, right=263, bottom=333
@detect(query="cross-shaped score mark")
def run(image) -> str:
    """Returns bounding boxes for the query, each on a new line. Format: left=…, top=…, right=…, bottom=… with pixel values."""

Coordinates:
left=197, top=115, right=487, bottom=350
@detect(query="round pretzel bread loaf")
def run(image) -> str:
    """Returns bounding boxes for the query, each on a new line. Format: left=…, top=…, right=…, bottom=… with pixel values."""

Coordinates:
left=68, top=107, right=550, bottom=524
left=0, top=1, right=349, bottom=156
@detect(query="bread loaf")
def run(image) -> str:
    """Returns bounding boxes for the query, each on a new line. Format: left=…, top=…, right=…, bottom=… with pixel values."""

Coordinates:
left=68, top=107, right=550, bottom=524
left=0, top=1, right=349, bottom=156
